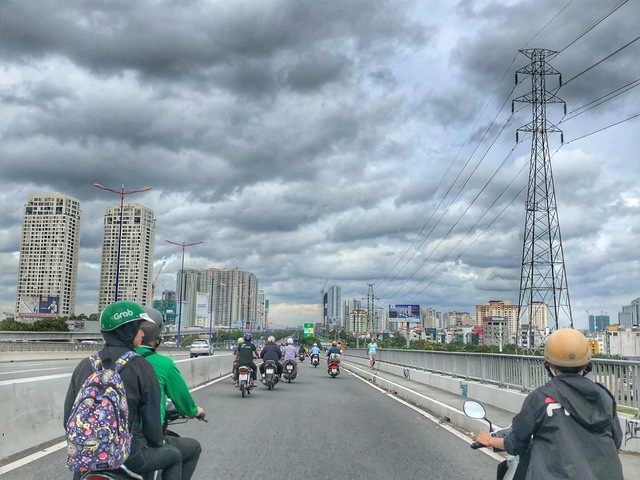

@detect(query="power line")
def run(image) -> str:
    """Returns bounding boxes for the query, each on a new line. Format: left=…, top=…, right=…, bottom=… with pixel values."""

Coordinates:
left=562, top=34, right=640, bottom=86
left=558, top=0, right=629, bottom=54
left=565, top=112, right=640, bottom=144
left=559, top=77, right=640, bottom=122
left=524, top=0, right=576, bottom=48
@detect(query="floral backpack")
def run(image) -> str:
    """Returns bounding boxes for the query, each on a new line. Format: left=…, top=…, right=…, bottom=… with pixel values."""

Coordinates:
left=65, top=351, right=138, bottom=472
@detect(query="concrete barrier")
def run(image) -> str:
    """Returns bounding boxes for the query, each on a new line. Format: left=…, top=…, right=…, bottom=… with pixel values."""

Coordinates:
left=0, top=353, right=232, bottom=461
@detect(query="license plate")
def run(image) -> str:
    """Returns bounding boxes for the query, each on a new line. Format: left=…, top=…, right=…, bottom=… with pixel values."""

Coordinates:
left=331, top=368, right=337, bottom=374
left=266, top=368, right=274, bottom=374
left=239, top=373, right=249, bottom=381
left=287, top=365, right=293, bottom=371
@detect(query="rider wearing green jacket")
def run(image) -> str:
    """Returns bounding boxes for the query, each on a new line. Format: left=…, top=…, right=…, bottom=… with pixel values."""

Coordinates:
left=136, top=307, right=205, bottom=480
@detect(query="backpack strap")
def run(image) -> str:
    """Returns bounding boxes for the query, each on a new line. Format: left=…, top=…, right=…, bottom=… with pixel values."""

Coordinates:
left=114, top=350, right=139, bottom=373
left=141, top=350, right=155, bottom=358
left=89, top=353, right=103, bottom=373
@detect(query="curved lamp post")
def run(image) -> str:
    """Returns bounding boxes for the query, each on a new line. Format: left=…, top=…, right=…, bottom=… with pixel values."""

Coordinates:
left=94, top=183, right=152, bottom=301
left=165, top=239, right=203, bottom=347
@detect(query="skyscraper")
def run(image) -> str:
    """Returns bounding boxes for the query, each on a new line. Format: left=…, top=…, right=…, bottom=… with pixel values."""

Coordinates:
left=16, top=193, right=81, bottom=318
left=213, top=268, right=259, bottom=330
left=98, top=203, right=155, bottom=311
left=327, top=285, right=342, bottom=331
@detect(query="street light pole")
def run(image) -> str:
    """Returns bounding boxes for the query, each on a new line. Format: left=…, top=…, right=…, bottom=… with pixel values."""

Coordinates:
left=165, top=240, right=203, bottom=347
left=94, top=183, right=152, bottom=301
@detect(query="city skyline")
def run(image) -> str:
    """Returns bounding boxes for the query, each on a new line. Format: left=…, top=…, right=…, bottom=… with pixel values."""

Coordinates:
left=0, top=1, right=638, bottom=328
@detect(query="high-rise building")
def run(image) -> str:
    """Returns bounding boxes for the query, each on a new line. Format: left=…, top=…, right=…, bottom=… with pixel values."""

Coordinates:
left=16, top=193, right=81, bottom=319
left=98, top=203, right=155, bottom=312
left=326, top=285, right=342, bottom=331
left=589, top=313, right=611, bottom=332
left=619, top=298, right=640, bottom=327
left=475, top=300, right=519, bottom=337
left=213, top=268, right=259, bottom=330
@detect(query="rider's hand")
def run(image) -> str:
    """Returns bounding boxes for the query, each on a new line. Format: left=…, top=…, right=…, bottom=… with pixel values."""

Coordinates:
left=195, top=406, right=205, bottom=419
left=475, top=432, right=492, bottom=447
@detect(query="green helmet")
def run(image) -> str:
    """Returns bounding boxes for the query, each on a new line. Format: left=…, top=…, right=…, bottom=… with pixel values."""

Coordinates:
left=100, top=301, right=153, bottom=331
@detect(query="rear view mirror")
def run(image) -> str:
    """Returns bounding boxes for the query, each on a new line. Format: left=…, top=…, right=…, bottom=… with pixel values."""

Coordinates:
left=463, top=401, right=486, bottom=419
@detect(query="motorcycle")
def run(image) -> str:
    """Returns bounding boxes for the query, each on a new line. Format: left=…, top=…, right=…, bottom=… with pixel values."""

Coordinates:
left=237, top=365, right=254, bottom=397
left=78, top=403, right=207, bottom=480
left=261, top=359, right=280, bottom=390
left=464, top=400, right=519, bottom=480
left=310, top=354, right=320, bottom=367
left=283, top=359, right=297, bottom=383
left=299, top=351, right=305, bottom=362
left=328, top=357, right=340, bottom=378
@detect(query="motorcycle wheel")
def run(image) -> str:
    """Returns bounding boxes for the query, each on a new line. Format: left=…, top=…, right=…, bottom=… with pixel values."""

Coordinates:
left=240, top=383, right=245, bottom=397
left=268, top=380, right=272, bottom=390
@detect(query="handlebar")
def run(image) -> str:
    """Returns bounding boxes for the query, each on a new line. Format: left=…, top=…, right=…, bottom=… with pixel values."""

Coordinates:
left=196, top=412, right=208, bottom=423
left=470, top=441, right=485, bottom=450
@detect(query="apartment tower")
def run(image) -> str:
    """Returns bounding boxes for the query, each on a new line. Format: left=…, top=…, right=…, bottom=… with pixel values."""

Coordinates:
left=98, top=203, right=156, bottom=312
left=15, top=193, right=81, bottom=318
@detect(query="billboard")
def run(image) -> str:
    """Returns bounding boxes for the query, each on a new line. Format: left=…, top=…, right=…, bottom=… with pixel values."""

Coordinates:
left=196, top=293, right=209, bottom=318
left=18, top=295, right=60, bottom=317
left=303, top=323, right=314, bottom=338
left=389, top=304, right=420, bottom=322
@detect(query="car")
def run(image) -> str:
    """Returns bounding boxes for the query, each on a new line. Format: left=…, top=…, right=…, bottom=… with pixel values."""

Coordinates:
left=161, top=341, right=177, bottom=348
left=190, top=339, right=214, bottom=358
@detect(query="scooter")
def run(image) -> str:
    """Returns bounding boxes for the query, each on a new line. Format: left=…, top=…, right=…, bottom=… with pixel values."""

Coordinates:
left=463, top=400, right=519, bottom=480
left=299, top=351, right=305, bottom=362
left=78, top=403, right=207, bottom=480
left=283, top=359, right=297, bottom=383
left=310, top=354, right=320, bottom=367
left=261, top=359, right=280, bottom=390
left=328, top=358, right=340, bottom=378
left=237, top=365, right=254, bottom=397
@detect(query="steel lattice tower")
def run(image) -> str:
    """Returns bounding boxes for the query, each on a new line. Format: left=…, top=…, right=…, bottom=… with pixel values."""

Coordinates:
left=366, top=283, right=375, bottom=334
left=513, top=48, right=573, bottom=339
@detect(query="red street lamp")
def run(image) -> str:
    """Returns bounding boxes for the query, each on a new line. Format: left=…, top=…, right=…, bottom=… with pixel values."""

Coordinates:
left=94, top=183, right=152, bottom=302
left=166, top=240, right=203, bottom=347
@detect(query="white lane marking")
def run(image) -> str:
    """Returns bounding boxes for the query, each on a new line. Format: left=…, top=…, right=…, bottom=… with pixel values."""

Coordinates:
left=343, top=362, right=505, bottom=463
left=0, top=367, right=60, bottom=376
left=0, top=373, right=232, bottom=474
left=0, top=441, right=67, bottom=475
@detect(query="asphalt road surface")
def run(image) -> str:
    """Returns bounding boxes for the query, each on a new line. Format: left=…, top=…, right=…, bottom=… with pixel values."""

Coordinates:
left=1, top=359, right=498, bottom=479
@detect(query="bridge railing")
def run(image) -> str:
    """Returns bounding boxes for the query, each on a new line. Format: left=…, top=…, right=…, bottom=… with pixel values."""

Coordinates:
left=347, top=349, right=639, bottom=414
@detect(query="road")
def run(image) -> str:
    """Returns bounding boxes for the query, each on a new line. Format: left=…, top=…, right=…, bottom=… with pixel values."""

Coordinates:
left=0, top=359, right=498, bottom=479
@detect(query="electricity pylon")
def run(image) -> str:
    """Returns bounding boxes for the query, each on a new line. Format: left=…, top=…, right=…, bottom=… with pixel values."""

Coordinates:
left=513, top=48, right=573, bottom=343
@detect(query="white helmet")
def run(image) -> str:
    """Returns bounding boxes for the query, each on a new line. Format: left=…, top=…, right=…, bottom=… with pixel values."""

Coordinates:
left=287, top=338, right=294, bottom=344
left=313, top=343, right=317, bottom=346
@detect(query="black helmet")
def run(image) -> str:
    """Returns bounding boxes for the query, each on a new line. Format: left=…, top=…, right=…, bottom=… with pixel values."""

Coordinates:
left=141, top=307, right=164, bottom=347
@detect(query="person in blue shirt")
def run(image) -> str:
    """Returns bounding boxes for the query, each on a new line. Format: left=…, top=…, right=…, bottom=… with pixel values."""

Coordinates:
left=367, top=337, right=380, bottom=369
left=309, top=343, right=321, bottom=356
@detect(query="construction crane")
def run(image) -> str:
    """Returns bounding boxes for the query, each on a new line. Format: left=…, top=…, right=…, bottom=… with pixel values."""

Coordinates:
left=151, top=261, right=167, bottom=302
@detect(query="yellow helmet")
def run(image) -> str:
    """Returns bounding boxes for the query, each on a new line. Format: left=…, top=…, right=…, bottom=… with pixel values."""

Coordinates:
left=544, top=329, right=591, bottom=367
left=237, top=337, right=244, bottom=344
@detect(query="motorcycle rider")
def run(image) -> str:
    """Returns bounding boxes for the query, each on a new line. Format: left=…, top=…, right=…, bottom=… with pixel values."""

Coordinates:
left=236, top=332, right=259, bottom=388
left=327, top=341, right=342, bottom=366
left=309, top=343, right=321, bottom=361
left=136, top=307, right=204, bottom=480
left=259, top=335, right=283, bottom=378
left=474, top=328, right=623, bottom=479
left=64, top=301, right=182, bottom=479
left=281, top=337, right=299, bottom=374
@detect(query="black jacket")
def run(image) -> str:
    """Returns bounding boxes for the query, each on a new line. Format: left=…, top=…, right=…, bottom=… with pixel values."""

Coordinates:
left=504, top=373, right=623, bottom=480
left=64, top=336, right=164, bottom=454
left=260, top=342, right=282, bottom=363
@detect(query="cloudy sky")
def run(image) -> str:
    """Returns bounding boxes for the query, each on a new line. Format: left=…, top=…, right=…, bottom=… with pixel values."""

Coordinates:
left=0, top=0, right=638, bottom=329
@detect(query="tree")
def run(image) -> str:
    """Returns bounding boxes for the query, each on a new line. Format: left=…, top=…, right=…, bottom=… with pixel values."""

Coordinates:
left=32, top=318, right=69, bottom=332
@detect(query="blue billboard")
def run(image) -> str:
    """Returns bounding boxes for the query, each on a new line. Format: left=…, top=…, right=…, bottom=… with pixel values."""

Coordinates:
left=388, top=304, right=420, bottom=321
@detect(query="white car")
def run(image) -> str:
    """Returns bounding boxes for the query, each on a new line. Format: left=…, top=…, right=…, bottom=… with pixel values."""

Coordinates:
left=190, top=339, right=214, bottom=358
left=161, top=341, right=177, bottom=348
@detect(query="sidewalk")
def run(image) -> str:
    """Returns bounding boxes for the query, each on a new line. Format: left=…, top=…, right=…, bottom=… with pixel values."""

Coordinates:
left=342, top=356, right=640, bottom=480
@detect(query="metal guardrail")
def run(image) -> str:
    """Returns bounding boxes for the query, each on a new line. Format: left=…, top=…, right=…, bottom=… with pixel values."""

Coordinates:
left=346, top=349, right=639, bottom=414
left=0, top=342, right=190, bottom=353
